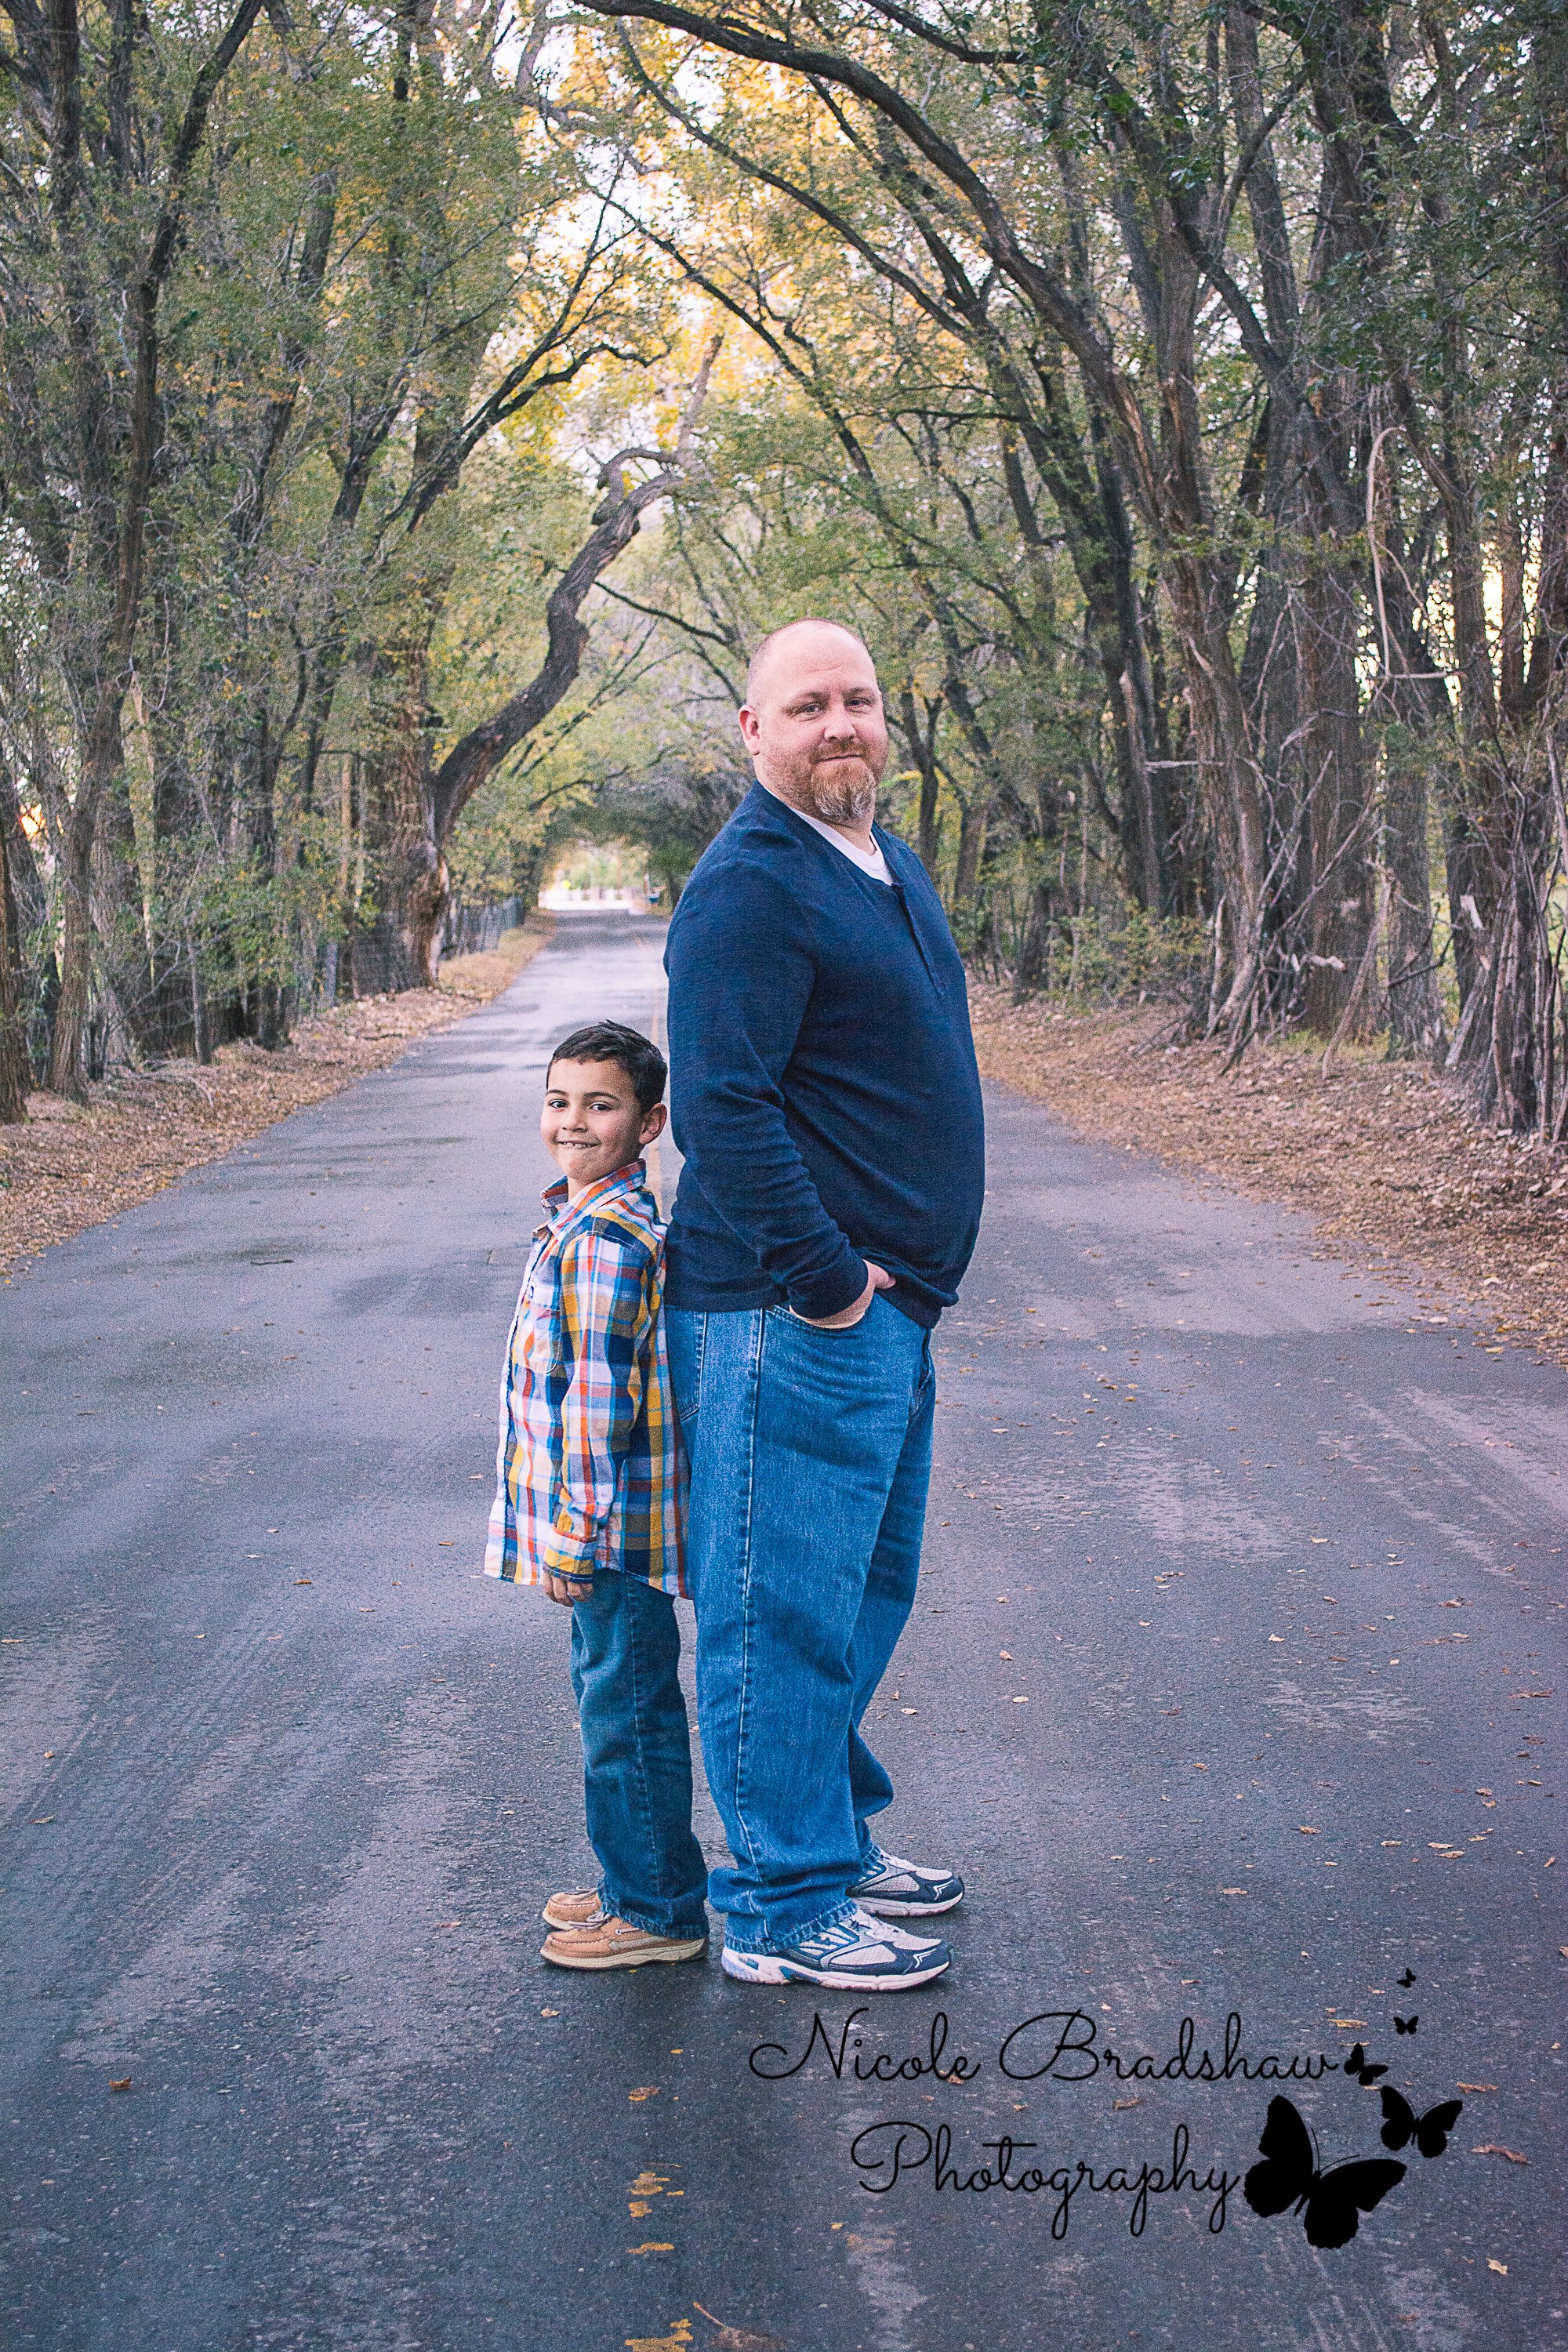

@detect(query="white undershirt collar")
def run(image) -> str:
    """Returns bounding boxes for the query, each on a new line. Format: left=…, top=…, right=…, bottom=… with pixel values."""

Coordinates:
left=792, top=804, right=893, bottom=884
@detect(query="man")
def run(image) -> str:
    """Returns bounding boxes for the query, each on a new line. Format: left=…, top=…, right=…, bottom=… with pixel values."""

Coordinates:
left=662, top=617, right=986, bottom=1990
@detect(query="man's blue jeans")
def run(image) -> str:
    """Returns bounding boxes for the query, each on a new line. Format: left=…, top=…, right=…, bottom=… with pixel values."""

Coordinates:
left=666, top=1298, right=935, bottom=1952
left=569, top=1570, right=710, bottom=1937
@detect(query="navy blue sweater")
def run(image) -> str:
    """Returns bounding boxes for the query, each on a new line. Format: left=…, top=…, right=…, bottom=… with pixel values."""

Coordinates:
left=663, top=785, right=985, bottom=1328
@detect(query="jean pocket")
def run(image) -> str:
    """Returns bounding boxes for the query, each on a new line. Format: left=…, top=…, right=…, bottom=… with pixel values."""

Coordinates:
left=666, top=1309, right=704, bottom=1426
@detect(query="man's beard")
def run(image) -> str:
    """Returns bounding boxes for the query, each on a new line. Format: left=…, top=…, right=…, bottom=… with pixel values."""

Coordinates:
left=794, top=751, right=880, bottom=826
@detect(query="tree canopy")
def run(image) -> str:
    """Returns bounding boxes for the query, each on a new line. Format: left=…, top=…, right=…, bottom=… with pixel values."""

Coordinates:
left=2, top=0, right=1563, bottom=1135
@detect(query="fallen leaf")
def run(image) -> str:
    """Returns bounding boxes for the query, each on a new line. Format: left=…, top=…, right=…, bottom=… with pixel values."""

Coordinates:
left=109, top=2078, right=131, bottom=2092
left=1298, top=1825, right=1320, bottom=1835
left=1487, top=2259, right=1508, bottom=2275
left=627, top=2241, right=674, bottom=2254
left=539, top=2008, right=559, bottom=2017
left=1472, top=2145, right=1527, bottom=2164
left=1457, top=2083, right=1497, bottom=2092
left=1112, top=2096, right=1140, bottom=2110
left=628, top=2085, right=659, bottom=2102
left=295, top=1578, right=312, bottom=1586
left=692, top=2303, right=786, bottom=2351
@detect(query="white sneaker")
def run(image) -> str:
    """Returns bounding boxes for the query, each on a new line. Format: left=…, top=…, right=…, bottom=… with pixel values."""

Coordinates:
left=851, top=1845, right=965, bottom=1917
left=720, top=1903, right=950, bottom=1990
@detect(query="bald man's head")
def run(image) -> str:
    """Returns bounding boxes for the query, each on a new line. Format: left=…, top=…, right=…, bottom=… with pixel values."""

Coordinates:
left=744, top=619, right=873, bottom=710
left=738, top=618, right=887, bottom=832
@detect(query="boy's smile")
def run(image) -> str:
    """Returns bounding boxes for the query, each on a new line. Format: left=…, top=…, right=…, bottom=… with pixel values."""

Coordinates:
left=542, top=1057, right=666, bottom=1200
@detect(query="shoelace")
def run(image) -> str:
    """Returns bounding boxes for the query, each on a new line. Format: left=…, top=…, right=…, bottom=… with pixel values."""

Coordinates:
left=800, top=1914, right=880, bottom=1960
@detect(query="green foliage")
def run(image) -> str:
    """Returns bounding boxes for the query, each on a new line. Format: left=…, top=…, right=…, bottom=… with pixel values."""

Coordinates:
left=0, top=0, right=1563, bottom=1137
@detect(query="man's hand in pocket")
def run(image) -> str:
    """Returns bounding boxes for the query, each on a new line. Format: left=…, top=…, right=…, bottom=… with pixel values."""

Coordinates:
left=796, top=1261, right=894, bottom=1330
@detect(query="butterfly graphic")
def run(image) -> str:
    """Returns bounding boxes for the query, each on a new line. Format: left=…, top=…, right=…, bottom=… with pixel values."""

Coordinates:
left=1394, top=2014, right=1418, bottom=2034
left=1343, top=2042, right=1388, bottom=2087
left=1379, top=2089, right=1462, bottom=2158
left=1397, top=1969, right=1416, bottom=1988
left=1244, top=2096, right=1406, bottom=2249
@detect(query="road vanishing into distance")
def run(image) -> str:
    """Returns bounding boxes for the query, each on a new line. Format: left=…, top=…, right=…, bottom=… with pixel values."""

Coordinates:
left=4, top=909, right=1563, bottom=2352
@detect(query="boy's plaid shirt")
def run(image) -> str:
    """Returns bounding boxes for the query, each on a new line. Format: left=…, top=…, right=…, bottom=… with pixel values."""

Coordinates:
left=484, top=1162, right=687, bottom=1594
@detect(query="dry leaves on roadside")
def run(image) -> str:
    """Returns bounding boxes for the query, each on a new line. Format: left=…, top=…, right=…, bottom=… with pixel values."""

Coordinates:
left=968, top=986, right=1568, bottom=1366
left=0, top=920, right=552, bottom=1275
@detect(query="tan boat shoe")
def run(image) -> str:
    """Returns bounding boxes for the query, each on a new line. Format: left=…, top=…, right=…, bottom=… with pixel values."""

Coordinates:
left=541, top=1914, right=709, bottom=1970
left=541, top=1888, right=604, bottom=1930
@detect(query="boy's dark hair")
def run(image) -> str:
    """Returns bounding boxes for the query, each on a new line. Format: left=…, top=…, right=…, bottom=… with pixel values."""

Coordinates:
left=547, top=1022, right=666, bottom=1114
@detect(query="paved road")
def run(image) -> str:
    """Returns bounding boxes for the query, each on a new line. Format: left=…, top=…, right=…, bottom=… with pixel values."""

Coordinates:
left=4, top=910, right=1563, bottom=2352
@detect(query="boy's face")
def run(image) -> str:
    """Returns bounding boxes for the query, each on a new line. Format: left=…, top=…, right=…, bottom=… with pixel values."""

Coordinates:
left=541, top=1058, right=666, bottom=1198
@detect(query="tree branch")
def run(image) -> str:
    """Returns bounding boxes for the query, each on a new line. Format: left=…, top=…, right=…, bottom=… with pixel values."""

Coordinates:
left=428, top=336, right=721, bottom=843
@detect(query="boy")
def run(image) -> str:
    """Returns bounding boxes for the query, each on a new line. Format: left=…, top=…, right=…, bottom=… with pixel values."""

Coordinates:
left=485, top=1020, right=708, bottom=1969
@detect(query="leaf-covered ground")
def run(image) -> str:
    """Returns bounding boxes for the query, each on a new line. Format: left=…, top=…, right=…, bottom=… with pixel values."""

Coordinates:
left=968, top=985, right=1568, bottom=1369
left=0, top=918, right=553, bottom=1279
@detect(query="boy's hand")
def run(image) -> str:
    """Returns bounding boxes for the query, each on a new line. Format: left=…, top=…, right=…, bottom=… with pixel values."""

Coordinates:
left=543, top=1568, right=594, bottom=1606
left=796, top=1260, right=894, bottom=1330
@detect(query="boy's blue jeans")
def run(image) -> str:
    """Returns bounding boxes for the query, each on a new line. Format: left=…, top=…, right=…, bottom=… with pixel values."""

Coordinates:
left=569, top=1570, right=710, bottom=1938
left=665, top=1297, right=935, bottom=1954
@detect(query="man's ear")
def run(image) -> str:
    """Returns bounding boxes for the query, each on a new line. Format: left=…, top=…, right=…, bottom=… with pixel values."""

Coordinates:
left=640, top=1102, right=669, bottom=1145
left=738, top=702, right=761, bottom=753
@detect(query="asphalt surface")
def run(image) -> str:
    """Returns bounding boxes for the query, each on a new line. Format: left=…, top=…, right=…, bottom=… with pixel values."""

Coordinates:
left=3, top=907, right=1563, bottom=2352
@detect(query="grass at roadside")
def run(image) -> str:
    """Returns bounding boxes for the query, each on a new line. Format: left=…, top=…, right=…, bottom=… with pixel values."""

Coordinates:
left=0, top=915, right=554, bottom=1278
left=968, top=982, right=1568, bottom=1367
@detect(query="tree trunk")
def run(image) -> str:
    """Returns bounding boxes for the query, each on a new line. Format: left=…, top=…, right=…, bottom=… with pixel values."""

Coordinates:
left=47, top=779, right=103, bottom=1099
left=1013, top=866, right=1054, bottom=1000
left=897, top=686, right=942, bottom=878
left=952, top=795, right=987, bottom=923
left=1298, top=561, right=1374, bottom=1033
left=1160, top=557, right=1267, bottom=1029
left=0, top=815, right=28, bottom=1120
left=1382, top=746, right=1446, bottom=1060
